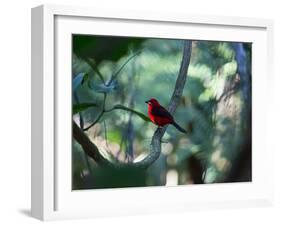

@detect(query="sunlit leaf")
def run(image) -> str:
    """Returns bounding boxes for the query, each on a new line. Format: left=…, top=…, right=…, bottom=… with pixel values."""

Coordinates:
left=73, top=103, right=97, bottom=114
left=112, top=104, right=150, bottom=122
left=107, top=130, right=122, bottom=143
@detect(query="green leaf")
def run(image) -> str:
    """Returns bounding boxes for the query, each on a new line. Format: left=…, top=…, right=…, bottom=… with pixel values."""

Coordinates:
left=107, top=130, right=122, bottom=143
left=73, top=72, right=88, bottom=91
left=73, top=103, right=97, bottom=114
left=112, top=104, right=150, bottom=122
left=73, top=35, right=144, bottom=65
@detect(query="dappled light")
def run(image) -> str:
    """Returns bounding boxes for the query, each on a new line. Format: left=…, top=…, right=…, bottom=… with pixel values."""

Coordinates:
left=72, top=35, right=251, bottom=189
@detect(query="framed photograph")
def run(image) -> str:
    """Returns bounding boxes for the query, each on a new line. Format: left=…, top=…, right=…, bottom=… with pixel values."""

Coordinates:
left=31, top=4, right=274, bottom=221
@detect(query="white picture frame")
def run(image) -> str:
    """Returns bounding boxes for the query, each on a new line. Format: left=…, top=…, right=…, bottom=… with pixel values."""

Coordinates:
left=31, top=4, right=274, bottom=221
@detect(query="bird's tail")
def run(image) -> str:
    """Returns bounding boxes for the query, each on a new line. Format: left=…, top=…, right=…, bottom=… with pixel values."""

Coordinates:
left=172, top=121, right=187, bottom=134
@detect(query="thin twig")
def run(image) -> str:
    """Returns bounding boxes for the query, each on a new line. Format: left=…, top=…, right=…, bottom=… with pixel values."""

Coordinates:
left=83, top=93, right=107, bottom=131
left=108, top=51, right=141, bottom=85
left=125, top=55, right=137, bottom=162
left=84, top=58, right=106, bottom=84
left=73, top=40, right=192, bottom=169
left=73, top=121, right=114, bottom=167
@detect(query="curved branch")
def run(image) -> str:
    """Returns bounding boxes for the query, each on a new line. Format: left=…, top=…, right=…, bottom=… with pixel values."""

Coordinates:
left=83, top=93, right=107, bottom=131
left=104, top=104, right=150, bottom=122
left=73, top=40, right=192, bottom=169
left=74, top=92, right=94, bottom=176
left=84, top=58, right=105, bottom=84
left=73, top=121, right=114, bottom=167
left=136, top=40, right=192, bottom=168
left=108, top=51, right=141, bottom=86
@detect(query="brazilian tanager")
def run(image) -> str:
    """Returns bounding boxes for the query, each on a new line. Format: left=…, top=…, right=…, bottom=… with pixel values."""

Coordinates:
left=145, top=98, right=187, bottom=133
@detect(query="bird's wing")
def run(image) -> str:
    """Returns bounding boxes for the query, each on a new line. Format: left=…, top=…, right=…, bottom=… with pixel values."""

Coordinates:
left=151, top=106, right=173, bottom=120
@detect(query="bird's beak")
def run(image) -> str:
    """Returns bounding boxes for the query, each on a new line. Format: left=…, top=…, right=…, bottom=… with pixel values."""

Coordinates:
left=145, top=100, right=149, bottom=104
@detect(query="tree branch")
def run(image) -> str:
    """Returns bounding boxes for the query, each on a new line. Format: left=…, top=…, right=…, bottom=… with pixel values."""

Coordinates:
left=73, top=121, right=114, bottom=167
left=74, top=91, right=94, bottom=175
left=84, top=58, right=106, bottom=84
left=73, top=92, right=85, bottom=130
left=83, top=93, right=107, bottom=131
left=136, top=40, right=192, bottom=168
left=73, top=40, right=192, bottom=169
left=108, top=51, right=141, bottom=86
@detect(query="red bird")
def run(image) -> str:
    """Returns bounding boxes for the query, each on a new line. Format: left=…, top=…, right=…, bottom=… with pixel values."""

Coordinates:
left=145, top=98, right=187, bottom=133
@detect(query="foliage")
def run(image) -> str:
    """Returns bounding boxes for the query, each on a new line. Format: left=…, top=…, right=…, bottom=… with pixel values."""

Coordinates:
left=73, top=103, right=97, bottom=115
left=72, top=35, right=252, bottom=189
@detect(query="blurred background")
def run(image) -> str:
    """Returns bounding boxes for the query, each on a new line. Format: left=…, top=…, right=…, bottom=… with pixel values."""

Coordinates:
left=72, top=35, right=252, bottom=190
